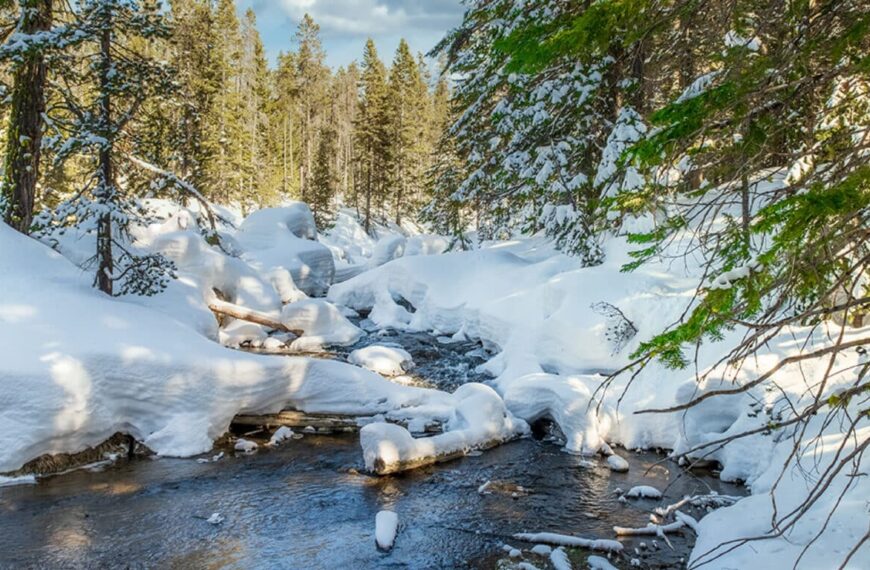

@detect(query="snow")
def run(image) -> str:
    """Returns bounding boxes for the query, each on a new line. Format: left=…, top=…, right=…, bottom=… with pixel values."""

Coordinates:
left=587, top=555, right=617, bottom=570
left=606, top=454, right=629, bottom=473
left=513, top=532, right=623, bottom=553
left=233, top=439, right=258, bottom=453
left=280, top=299, right=362, bottom=351
left=625, top=486, right=662, bottom=500
left=267, top=426, right=294, bottom=446
left=327, top=202, right=869, bottom=567
left=549, top=547, right=572, bottom=570
left=206, top=513, right=224, bottom=525
left=348, top=345, right=414, bottom=376
left=0, top=221, right=466, bottom=472
left=235, top=205, right=335, bottom=296
left=4, top=188, right=867, bottom=568
left=530, top=544, right=552, bottom=555
left=360, top=383, right=528, bottom=472
left=0, top=475, right=36, bottom=487
left=375, top=510, right=398, bottom=550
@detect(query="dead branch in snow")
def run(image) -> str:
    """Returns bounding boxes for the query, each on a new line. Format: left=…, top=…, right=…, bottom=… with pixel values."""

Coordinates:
left=207, top=299, right=303, bottom=336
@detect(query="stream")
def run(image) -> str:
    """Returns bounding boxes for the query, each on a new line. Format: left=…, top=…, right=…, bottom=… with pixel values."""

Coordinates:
left=0, top=326, right=745, bottom=570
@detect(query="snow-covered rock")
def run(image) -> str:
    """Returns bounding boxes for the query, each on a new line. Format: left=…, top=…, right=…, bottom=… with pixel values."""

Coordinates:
left=281, top=299, right=362, bottom=350
left=369, top=234, right=406, bottom=268
left=233, top=439, right=258, bottom=453
left=606, top=454, right=629, bottom=473
left=348, top=345, right=414, bottom=376
left=625, top=486, right=662, bottom=499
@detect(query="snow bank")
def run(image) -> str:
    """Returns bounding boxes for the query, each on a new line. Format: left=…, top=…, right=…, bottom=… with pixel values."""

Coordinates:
left=360, top=383, right=528, bottom=473
left=236, top=205, right=335, bottom=296
left=348, top=345, right=414, bottom=376
left=0, top=223, right=451, bottom=473
left=329, top=225, right=869, bottom=567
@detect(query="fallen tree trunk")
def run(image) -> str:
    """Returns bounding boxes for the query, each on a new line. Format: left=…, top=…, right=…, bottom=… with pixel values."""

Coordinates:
left=232, top=410, right=442, bottom=435
left=208, top=299, right=303, bottom=336
left=367, top=432, right=516, bottom=475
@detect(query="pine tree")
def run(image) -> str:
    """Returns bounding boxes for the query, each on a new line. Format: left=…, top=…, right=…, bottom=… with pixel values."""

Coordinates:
left=38, top=0, right=176, bottom=296
left=210, top=0, right=245, bottom=203
left=166, top=0, right=221, bottom=194
left=0, top=0, right=52, bottom=232
left=293, top=13, right=329, bottom=204
left=354, top=38, right=389, bottom=234
left=309, top=122, right=337, bottom=229
left=238, top=7, right=271, bottom=210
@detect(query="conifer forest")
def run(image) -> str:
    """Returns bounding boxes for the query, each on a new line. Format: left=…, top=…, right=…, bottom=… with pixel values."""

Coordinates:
left=0, top=2, right=867, bottom=569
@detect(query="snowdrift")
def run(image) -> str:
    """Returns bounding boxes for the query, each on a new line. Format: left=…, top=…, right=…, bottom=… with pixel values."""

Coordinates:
left=329, top=230, right=869, bottom=567
left=0, top=222, right=525, bottom=472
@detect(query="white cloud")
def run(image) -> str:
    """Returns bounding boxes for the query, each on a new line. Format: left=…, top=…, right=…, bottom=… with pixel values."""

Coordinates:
left=279, top=0, right=458, bottom=36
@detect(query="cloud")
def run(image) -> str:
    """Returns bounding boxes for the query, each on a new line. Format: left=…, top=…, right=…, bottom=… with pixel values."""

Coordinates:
left=279, top=0, right=460, bottom=37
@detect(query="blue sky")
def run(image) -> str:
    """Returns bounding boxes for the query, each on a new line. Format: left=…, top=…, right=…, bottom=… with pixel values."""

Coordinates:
left=238, top=0, right=465, bottom=69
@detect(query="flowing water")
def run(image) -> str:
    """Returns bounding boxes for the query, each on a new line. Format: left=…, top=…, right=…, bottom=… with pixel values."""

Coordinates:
left=0, top=327, right=745, bottom=570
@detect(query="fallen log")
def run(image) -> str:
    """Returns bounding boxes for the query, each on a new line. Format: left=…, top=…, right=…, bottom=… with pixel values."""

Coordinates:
left=361, top=422, right=520, bottom=475
left=232, top=411, right=366, bottom=433
left=232, top=410, right=443, bottom=435
left=208, top=299, right=303, bottom=336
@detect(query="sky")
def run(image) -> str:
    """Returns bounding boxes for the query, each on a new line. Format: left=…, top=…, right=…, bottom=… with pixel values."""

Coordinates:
left=238, top=0, right=465, bottom=69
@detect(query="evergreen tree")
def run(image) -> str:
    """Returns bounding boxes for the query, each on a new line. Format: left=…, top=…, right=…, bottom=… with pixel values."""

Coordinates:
left=210, top=0, right=244, bottom=203
left=309, top=122, right=337, bottom=229
left=293, top=13, right=329, bottom=203
left=167, top=0, right=220, bottom=194
left=354, top=38, right=388, bottom=233
left=0, top=0, right=52, bottom=232
left=38, top=0, right=176, bottom=296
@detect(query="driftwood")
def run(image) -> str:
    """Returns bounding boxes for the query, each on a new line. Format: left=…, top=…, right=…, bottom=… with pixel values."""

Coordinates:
left=232, top=410, right=442, bottom=435
left=208, top=299, right=303, bottom=336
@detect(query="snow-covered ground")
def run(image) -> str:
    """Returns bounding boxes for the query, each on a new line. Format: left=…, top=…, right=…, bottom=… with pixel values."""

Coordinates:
left=1, top=198, right=866, bottom=568
left=0, top=203, right=517, bottom=474
left=328, top=214, right=868, bottom=567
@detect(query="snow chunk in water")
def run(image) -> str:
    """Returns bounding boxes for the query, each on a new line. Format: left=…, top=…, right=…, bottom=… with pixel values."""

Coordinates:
left=206, top=513, right=224, bottom=525
left=268, top=426, right=294, bottom=446
left=375, top=510, right=398, bottom=550
left=587, top=555, right=617, bottom=570
left=349, top=345, right=414, bottom=377
left=234, top=439, right=258, bottom=453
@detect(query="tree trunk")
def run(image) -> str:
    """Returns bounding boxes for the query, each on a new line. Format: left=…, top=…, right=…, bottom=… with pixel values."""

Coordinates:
left=1, top=0, right=52, bottom=233
left=96, top=14, right=114, bottom=296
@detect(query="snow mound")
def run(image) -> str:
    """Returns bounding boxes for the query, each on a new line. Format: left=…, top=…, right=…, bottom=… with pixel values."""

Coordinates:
left=236, top=205, right=335, bottom=296
left=281, top=299, right=362, bottom=350
left=348, top=345, right=414, bottom=376
left=0, top=222, right=458, bottom=472
left=369, top=234, right=406, bottom=268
